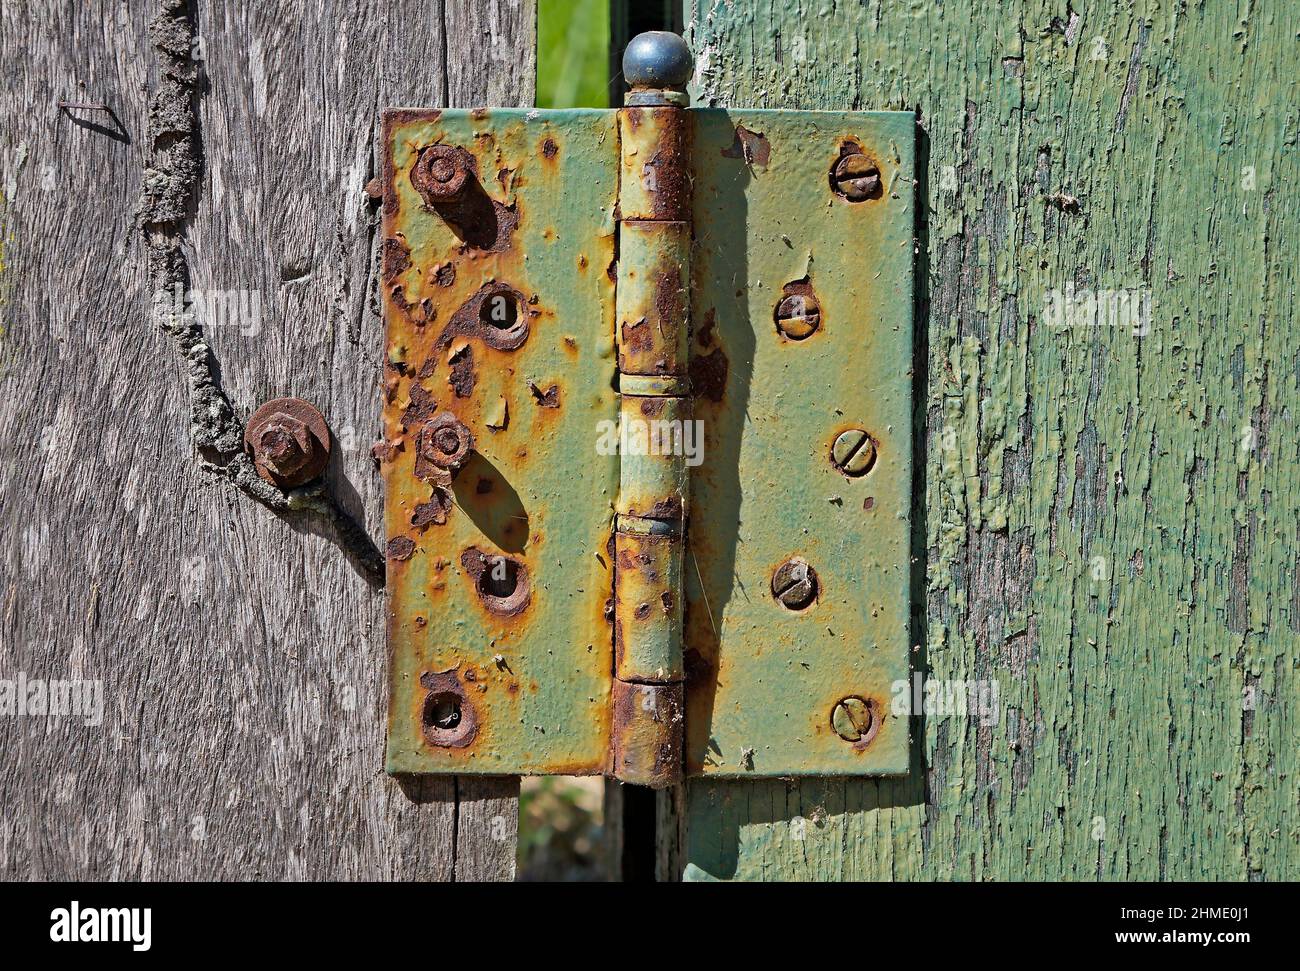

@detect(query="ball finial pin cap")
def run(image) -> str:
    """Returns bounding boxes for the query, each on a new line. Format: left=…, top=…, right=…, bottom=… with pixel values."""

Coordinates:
left=623, top=31, right=693, bottom=105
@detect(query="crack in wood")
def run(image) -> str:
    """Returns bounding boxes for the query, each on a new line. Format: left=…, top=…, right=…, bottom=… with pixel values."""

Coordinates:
left=136, top=0, right=383, bottom=586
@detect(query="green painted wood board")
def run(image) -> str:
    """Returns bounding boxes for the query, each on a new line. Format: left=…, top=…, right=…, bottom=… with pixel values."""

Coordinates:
left=666, top=0, right=1299, bottom=881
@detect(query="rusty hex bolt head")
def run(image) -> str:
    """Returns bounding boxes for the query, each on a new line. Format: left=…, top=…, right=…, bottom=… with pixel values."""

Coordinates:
left=411, top=145, right=472, bottom=202
left=418, top=412, right=474, bottom=470
left=774, top=294, right=820, bottom=340
left=831, top=428, right=877, bottom=476
left=771, top=557, right=818, bottom=610
left=833, top=153, right=881, bottom=201
left=244, top=398, right=331, bottom=488
left=257, top=415, right=311, bottom=477
left=831, top=696, right=874, bottom=742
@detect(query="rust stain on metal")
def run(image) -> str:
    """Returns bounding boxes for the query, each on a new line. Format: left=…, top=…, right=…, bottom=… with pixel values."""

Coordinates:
left=371, top=436, right=403, bottom=465
left=432, top=261, right=456, bottom=287
left=540, top=136, right=559, bottom=159
left=381, top=109, right=441, bottom=218
left=696, top=307, right=716, bottom=346
left=528, top=381, right=560, bottom=408
left=630, top=496, right=683, bottom=520
left=447, top=344, right=476, bottom=398
left=398, top=381, right=440, bottom=435
left=382, top=237, right=412, bottom=281
left=620, top=316, right=652, bottom=355
left=650, top=264, right=685, bottom=372
left=387, top=536, right=416, bottom=561
left=688, top=347, right=728, bottom=402
left=683, top=647, right=710, bottom=684
left=412, top=488, right=453, bottom=530
left=720, top=124, right=770, bottom=168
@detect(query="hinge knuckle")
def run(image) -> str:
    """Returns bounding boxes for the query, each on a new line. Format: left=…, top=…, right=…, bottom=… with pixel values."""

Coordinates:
left=610, top=87, right=692, bottom=788
left=610, top=680, right=685, bottom=789
left=618, top=108, right=691, bottom=222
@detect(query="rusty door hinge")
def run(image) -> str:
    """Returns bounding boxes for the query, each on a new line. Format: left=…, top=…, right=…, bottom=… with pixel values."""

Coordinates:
left=379, top=32, right=914, bottom=786
left=608, top=49, right=693, bottom=789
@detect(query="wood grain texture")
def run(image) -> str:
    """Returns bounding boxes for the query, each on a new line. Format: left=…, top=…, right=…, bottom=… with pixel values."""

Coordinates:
left=666, top=0, right=1298, bottom=880
left=0, top=0, right=534, bottom=881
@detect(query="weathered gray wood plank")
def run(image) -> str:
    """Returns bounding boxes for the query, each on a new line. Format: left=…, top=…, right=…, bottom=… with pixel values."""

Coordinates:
left=0, top=0, right=535, bottom=881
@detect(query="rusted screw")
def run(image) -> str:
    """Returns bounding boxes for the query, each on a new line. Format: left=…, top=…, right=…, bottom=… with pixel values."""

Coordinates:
left=257, top=416, right=310, bottom=475
left=774, top=293, right=820, bottom=340
left=418, top=412, right=474, bottom=471
left=833, top=153, right=880, bottom=201
left=411, top=144, right=472, bottom=203
left=771, top=557, right=818, bottom=610
left=831, top=696, right=874, bottom=742
left=831, top=428, right=876, bottom=476
left=244, top=397, right=331, bottom=487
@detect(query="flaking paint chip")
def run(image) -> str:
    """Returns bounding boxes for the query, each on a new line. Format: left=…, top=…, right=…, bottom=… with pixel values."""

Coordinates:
left=486, top=396, right=509, bottom=430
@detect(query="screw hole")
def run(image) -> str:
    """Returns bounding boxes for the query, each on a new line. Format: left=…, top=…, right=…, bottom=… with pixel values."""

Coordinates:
left=480, top=556, right=520, bottom=599
left=423, top=692, right=463, bottom=731
left=480, top=291, right=519, bottom=331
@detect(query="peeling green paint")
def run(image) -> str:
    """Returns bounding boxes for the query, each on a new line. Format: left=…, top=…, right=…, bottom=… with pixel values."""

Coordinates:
left=670, top=0, right=1299, bottom=881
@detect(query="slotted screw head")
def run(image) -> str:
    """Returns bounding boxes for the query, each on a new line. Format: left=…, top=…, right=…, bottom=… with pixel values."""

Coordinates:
left=775, top=293, right=820, bottom=340
left=831, top=697, right=874, bottom=742
left=831, top=429, right=877, bottom=476
left=833, top=153, right=881, bottom=201
left=771, top=557, right=818, bottom=610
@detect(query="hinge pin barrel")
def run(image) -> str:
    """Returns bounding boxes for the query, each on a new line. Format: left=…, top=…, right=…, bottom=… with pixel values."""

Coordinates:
left=609, top=31, right=694, bottom=789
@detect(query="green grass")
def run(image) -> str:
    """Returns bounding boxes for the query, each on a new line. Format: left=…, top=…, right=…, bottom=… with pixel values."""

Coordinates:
left=536, top=0, right=610, bottom=108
